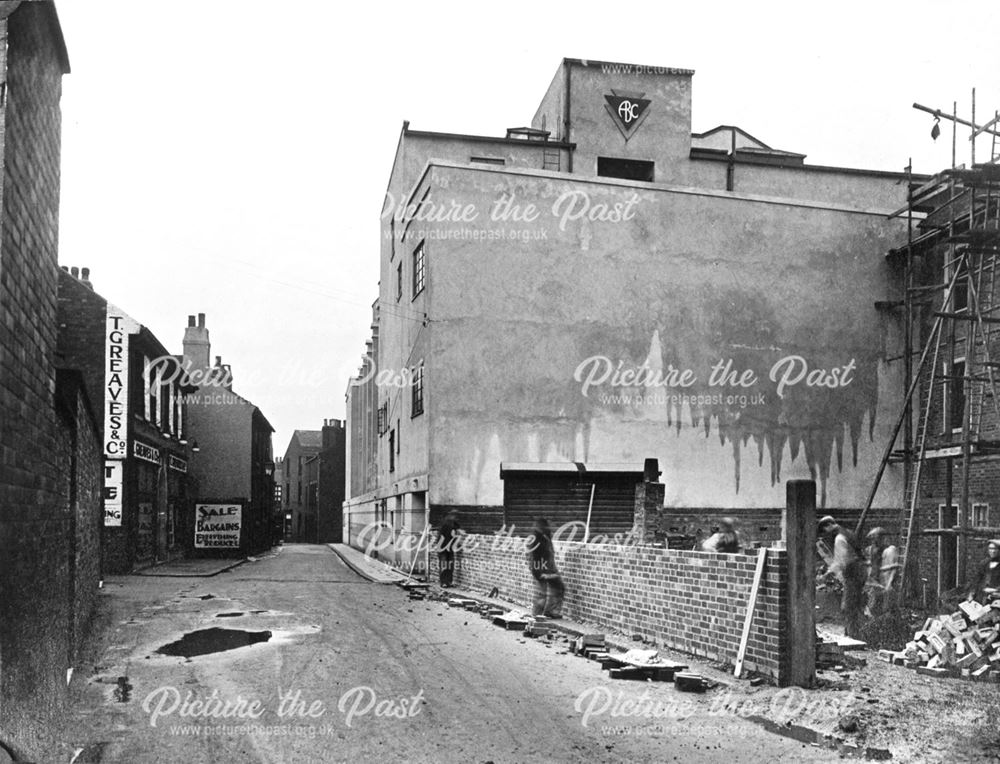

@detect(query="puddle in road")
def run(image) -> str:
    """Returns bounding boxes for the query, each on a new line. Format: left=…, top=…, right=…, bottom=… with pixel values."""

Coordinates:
left=215, top=612, right=244, bottom=618
left=156, top=628, right=271, bottom=658
left=745, top=716, right=891, bottom=760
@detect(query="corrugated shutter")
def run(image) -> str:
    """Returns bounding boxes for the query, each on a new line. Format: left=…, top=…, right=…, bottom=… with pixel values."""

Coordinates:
left=502, top=473, right=636, bottom=539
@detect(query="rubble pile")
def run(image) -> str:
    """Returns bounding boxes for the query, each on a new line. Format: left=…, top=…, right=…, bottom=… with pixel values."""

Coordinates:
left=881, top=601, right=1000, bottom=680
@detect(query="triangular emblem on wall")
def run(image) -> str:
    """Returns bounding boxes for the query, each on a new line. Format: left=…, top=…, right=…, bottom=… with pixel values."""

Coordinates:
left=604, top=92, right=651, bottom=141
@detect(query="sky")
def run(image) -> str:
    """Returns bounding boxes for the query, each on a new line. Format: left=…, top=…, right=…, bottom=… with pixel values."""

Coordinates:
left=54, top=1, right=1000, bottom=453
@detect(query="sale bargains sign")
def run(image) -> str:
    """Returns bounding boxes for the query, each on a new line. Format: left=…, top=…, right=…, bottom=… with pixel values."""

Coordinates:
left=194, top=503, right=242, bottom=549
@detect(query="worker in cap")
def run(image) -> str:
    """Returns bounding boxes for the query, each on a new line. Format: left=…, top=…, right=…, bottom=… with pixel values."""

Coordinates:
left=818, top=515, right=866, bottom=638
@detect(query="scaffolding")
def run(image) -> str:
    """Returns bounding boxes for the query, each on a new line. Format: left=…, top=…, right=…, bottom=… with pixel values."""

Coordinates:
left=859, top=96, right=1000, bottom=601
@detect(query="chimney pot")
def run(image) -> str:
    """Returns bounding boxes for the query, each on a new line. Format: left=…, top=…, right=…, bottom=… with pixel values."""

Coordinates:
left=215, top=356, right=222, bottom=366
left=188, top=315, right=196, bottom=327
left=70, top=266, right=79, bottom=278
left=81, top=267, right=90, bottom=281
left=61, top=265, right=68, bottom=272
left=198, top=313, right=205, bottom=327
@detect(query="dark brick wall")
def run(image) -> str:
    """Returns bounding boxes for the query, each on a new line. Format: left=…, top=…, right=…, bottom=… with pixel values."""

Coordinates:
left=55, top=371, right=103, bottom=666
left=0, top=4, right=70, bottom=759
left=318, top=422, right=346, bottom=543
left=433, top=533, right=791, bottom=682
left=56, top=269, right=107, bottom=430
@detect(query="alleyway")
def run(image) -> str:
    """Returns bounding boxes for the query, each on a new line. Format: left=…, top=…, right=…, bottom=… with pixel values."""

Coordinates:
left=60, top=546, right=838, bottom=764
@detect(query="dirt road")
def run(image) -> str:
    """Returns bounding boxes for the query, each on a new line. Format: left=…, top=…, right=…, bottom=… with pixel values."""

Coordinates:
left=60, top=545, right=840, bottom=763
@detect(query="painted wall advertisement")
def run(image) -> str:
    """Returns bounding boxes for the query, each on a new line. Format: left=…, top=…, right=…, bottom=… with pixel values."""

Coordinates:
left=103, top=460, right=123, bottom=526
left=104, top=303, right=139, bottom=459
left=194, top=504, right=242, bottom=549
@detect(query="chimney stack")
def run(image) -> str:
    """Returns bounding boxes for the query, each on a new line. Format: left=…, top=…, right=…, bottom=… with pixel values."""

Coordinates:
left=81, top=267, right=93, bottom=289
left=182, top=312, right=211, bottom=378
left=70, top=266, right=79, bottom=278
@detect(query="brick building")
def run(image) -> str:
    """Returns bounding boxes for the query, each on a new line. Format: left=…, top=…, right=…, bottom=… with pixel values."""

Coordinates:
left=344, top=57, right=918, bottom=572
left=317, top=419, right=346, bottom=543
left=884, top=162, right=1000, bottom=601
left=273, top=455, right=285, bottom=539
left=181, top=314, right=275, bottom=556
left=0, top=4, right=103, bottom=760
left=281, top=429, right=322, bottom=542
left=58, top=267, right=192, bottom=573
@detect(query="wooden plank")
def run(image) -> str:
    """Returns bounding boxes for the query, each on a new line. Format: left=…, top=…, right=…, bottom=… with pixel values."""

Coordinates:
left=734, top=547, right=768, bottom=678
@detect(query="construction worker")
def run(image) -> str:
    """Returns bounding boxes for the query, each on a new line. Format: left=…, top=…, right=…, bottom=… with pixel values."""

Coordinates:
left=967, top=538, right=1000, bottom=604
left=437, top=510, right=463, bottom=588
left=701, top=517, right=741, bottom=553
left=527, top=518, right=564, bottom=618
left=818, top=515, right=866, bottom=639
left=864, top=527, right=900, bottom=616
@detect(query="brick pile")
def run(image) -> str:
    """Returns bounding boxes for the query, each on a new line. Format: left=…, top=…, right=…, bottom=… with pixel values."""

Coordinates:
left=881, top=601, right=1000, bottom=680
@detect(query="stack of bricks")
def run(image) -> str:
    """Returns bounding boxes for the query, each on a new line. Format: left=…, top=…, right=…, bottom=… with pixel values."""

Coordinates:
left=433, top=532, right=792, bottom=683
left=885, top=601, right=1000, bottom=680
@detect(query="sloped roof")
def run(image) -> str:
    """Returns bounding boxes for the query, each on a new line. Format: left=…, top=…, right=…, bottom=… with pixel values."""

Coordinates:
left=293, top=430, right=323, bottom=448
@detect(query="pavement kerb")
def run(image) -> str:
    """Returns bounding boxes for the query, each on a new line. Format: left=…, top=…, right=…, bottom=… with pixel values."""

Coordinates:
left=132, top=558, right=249, bottom=577
left=328, top=543, right=409, bottom=584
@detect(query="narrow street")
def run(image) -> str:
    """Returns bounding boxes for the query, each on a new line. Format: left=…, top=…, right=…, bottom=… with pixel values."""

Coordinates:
left=62, top=546, right=838, bottom=764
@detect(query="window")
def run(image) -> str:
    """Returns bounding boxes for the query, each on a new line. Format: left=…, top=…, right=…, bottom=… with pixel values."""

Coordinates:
left=396, top=419, right=400, bottom=454
left=470, top=156, right=505, bottom=166
left=947, top=358, right=966, bottom=432
left=597, top=157, right=655, bottom=182
left=151, top=362, right=163, bottom=427
left=396, top=262, right=403, bottom=302
left=411, top=365, right=424, bottom=417
left=168, top=381, right=176, bottom=435
left=412, top=241, right=425, bottom=298
left=951, top=257, right=969, bottom=312
left=388, top=430, right=395, bottom=473
left=973, top=503, right=992, bottom=528
left=377, top=403, right=388, bottom=436
left=143, top=355, right=152, bottom=420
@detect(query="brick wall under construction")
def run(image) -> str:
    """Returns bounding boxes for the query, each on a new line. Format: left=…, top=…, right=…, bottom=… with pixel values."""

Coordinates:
left=434, top=534, right=791, bottom=682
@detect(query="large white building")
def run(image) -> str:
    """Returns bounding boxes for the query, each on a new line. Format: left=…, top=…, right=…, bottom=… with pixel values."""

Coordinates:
left=344, top=58, right=916, bottom=570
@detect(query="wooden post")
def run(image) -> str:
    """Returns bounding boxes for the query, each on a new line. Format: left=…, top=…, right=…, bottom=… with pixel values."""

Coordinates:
left=784, top=480, right=816, bottom=687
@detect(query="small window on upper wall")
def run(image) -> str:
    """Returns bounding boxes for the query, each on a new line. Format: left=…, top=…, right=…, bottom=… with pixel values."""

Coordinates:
left=597, top=157, right=654, bottom=182
left=412, top=241, right=425, bottom=298
left=396, top=262, right=403, bottom=302
left=947, top=358, right=967, bottom=432
left=411, top=365, right=424, bottom=417
left=470, top=156, right=505, bottom=166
